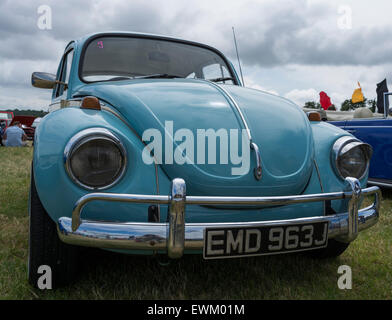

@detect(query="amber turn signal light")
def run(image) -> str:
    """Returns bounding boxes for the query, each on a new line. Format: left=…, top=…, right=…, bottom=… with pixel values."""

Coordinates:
left=307, top=111, right=321, bottom=121
left=81, top=96, right=101, bottom=110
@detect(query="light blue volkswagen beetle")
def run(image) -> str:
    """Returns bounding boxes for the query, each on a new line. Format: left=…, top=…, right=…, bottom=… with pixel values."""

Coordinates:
left=29, top=32, right=381, bottom=288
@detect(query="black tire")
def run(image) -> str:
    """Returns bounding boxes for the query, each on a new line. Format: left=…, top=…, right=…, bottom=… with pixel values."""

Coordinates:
left=28, top=164, right=78, bottom=288
left=306, top=239, right=350, bottom=259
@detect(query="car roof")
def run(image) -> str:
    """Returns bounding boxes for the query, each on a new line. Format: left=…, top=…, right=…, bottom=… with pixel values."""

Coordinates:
left=77, top=31, right=207, bottom=46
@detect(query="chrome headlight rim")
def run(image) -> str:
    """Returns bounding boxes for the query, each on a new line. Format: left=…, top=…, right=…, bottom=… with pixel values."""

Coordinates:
left=64, top=127, right=127, bottom=190
left=331, top=136, right=372, bottom=180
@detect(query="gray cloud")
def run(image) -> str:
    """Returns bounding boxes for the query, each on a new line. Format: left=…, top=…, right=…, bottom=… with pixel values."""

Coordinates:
left=0, top=0, right=391, bottom=109
left=2, top=0, right=390, bottom=66
left=229, top=1, right=392, bottom=67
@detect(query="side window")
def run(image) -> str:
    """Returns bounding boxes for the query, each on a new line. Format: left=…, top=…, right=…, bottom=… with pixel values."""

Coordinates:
left=202, top=63, right=233, bottom=84
left=55, top=49, right=74, bottom=98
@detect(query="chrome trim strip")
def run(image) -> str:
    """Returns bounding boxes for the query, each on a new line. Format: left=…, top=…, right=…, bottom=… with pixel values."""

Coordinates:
left=250, top=142, right=262, bottom=180
left=208, top=82, right=252, bottom=142
left=313, top=159, right=324, bottom=193
left=64, top=178, right=381, bottom=258
left=368, top=179, right=392, bottom=188
left=204, top=81, right=262, bottom=181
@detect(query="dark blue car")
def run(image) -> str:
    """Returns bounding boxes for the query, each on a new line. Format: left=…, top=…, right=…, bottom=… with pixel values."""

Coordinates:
left=327, top=105, right=392, bottom=188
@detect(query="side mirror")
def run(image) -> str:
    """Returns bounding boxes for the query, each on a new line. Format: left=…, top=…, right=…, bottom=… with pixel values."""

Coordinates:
left=31, top=72, right=56, bottom=89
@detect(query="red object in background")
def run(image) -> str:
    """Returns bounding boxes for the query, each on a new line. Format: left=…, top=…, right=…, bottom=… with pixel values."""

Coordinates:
left=11, top=115, right=35, bottom=127
left=10, top=115, right=36, bottom=140
left=319, top=91, right=332, bottom=110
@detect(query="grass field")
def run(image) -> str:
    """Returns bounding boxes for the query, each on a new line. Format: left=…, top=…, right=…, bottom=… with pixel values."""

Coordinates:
left=0, top=146, right=391, bottom=300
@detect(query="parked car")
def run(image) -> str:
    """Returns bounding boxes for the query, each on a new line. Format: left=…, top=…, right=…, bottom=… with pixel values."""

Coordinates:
left=31, top=117, right=42, bottom=129
left=309, top=106, right=392, bottom=188
left=30, top=32, right=381, bottom=288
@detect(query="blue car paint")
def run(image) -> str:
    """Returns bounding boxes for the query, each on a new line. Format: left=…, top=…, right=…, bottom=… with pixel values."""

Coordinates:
left=73, top=79, right=314, bottom=197
left=33, top=107, right=162, bottom=224
left=330, top=118, right=392, bottom=182
left=32, top=32, right=363, bottom=255
left=34, top=108, right=355, bottom=226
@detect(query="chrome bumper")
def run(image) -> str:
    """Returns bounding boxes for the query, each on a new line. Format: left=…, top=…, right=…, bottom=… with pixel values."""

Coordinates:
left=57, top=177, right=381, bottom=258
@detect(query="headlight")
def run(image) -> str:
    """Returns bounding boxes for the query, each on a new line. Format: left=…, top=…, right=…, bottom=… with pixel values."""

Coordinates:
left=331, top=136, right=372, bottom=180
left=64, top=128, right=127, bottom=190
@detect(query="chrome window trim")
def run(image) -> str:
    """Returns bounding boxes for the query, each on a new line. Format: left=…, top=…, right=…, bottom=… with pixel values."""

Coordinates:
left=331, top=136, right=372, bottom=180
left=54, top=47, right=75, bottom=98
left=64, top=127, right=127, bottom=190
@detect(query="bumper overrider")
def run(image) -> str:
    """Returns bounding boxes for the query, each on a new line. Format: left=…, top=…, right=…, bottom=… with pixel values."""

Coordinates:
left=57, top=177, right=381, bottom=259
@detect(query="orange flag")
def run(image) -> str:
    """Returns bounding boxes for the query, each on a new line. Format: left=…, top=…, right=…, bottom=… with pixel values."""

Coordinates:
left=352, top=82, right=364, bottom=103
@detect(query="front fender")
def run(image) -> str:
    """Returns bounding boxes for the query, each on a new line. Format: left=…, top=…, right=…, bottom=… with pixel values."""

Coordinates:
left=33, top=107, right=171, bottom=223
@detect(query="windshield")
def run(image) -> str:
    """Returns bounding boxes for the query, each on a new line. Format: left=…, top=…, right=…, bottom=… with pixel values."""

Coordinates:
left=0, top=113, right=12, bottom=120
left=80, top=36, right=236, bottom=84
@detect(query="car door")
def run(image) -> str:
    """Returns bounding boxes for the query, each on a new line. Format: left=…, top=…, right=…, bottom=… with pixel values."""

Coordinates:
left=345, top=118, right=392, bottom=183
left=328, top=120, right=346, bottom=130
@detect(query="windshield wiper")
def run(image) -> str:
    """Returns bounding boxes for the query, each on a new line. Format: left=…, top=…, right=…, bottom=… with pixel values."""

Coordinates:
left=106, top=76, right=133, bottom=82
left=102, top=74, right=183, bottom=82
left=133, top=73, right=183, bottom=79
left=208, top=77, right=235, bottom=83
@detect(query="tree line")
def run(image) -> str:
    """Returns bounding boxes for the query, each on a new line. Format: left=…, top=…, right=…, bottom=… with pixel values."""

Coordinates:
left=304, top=98, right=377, bottom=112
left=0, top=109, right=48, bottom=118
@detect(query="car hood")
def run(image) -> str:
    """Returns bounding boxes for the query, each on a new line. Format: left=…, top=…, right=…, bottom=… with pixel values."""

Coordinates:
left=74, top=79, right=314, bottom=196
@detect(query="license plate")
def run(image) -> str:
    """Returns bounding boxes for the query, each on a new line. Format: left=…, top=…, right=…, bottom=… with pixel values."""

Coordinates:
left=203, top=221, right=329, bottom=259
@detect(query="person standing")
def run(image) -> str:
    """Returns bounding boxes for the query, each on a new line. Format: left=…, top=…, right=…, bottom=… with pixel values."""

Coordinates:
left=2, top=121, right=28, bottom=147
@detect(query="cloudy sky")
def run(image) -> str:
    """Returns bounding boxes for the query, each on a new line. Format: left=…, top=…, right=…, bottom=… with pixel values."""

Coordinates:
left=0, top=0, right=391, bottom=110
